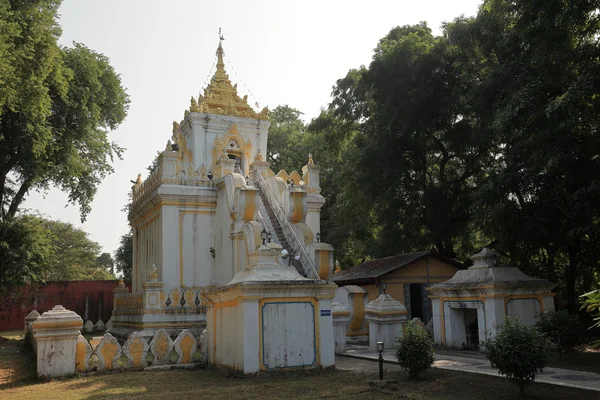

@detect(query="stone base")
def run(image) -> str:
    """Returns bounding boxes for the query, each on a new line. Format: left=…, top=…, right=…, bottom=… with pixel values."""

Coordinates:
left=109, top=313, right=207, bottom=341
left=346, top=335, right=369, bottom=346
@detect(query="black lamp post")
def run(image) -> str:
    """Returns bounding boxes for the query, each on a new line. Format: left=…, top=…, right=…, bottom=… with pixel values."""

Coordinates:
left=316, top=232, right=321, bottom=243
left=376, top=341, right=384, bottom=380
left=267, top=231, right=272, bottom=243
left=260, top=228, right=268, bottom=246
left=207, top=170, right=213, bottom=181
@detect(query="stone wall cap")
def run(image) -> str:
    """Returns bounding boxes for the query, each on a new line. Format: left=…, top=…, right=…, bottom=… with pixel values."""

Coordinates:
left=32, top=305, right=83, bottom=329
left=24, top=310, right=40, bottom=320
left=430, top=267, right=554, bottom=290
left=364, top=294, right=407, bottom=315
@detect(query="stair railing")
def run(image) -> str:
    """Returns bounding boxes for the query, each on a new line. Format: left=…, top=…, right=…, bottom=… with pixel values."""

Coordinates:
left=251, top=169, right=320, bottom=280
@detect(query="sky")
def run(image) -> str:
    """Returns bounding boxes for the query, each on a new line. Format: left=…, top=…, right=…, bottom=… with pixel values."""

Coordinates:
left=23, top=0, right=483, bottom=255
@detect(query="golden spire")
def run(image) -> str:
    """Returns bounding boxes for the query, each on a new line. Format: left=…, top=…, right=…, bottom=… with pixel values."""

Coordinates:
left=188, top=31, right=268, bottom=121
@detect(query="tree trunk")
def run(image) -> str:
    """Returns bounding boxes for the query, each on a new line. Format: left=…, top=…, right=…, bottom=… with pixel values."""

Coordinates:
left=566, top=247, right=579, bottom=315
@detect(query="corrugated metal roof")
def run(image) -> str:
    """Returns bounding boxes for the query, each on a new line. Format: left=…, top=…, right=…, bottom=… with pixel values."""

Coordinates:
left=332, top=250, right=434, bottom=283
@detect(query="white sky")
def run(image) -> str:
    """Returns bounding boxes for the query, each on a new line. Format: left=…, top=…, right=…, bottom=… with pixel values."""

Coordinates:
left=23, top=0, right=482, bottom=255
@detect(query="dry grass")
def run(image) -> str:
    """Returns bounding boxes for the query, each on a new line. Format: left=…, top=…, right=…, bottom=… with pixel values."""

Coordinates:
left=1, top=331, right=599, bottom=400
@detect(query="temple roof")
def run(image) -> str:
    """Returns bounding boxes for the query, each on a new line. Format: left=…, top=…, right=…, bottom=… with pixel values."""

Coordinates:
left=332, top=250, right=464, bottom=283
left=188, top=40, right=269, bottom=120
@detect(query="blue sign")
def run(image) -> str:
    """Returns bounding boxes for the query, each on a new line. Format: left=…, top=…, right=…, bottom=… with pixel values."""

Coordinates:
left=320, top=309, right=331, bottom=317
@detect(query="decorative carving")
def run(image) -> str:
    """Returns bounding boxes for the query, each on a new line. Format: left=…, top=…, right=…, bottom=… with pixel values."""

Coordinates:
left=148, top=264, right=158, bottom=281
left=165, top=140, right=172, bottom=152
left=183, top=41, right=265, bottom=120
left=276, top=170, right=289, bottom=182
left=150, top=330, right=174, bottom=366
left=257, top=106, right=269, bottom=120
left=117, top=278, right=125, bottom=288
left=122, top=332, right=149, bottom=369
left=190, top=96, right=201, bottom=112
left=198, top=164, right=207, bottom=180
left=289, top=170, right=302, bottom=186
left=254, top=149, right=264, bottom=161
left=183, top=288, right=196, bottom=307
left=173, top=330, right=197, bottom=364
left=95, top=333, right=121, bottom=371
left=170, top=287, right=182, bottom=307
left=75, top=335, right=92, bottom=372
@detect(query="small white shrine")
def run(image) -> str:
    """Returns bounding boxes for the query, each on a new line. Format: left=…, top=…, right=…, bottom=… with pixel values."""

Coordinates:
left=428, top=248, right=555, bottom=349
left=109, top=38, right=336, bottom=373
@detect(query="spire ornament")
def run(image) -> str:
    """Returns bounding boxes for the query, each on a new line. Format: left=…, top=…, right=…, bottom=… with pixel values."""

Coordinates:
left=186, top=32, right=266, bottom=120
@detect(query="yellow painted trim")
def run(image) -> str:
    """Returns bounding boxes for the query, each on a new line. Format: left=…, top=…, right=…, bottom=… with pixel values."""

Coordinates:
left=212, top=299, right=239, bottom=364
left=243, top=191, right=256, bottom=221
left=503, top=294, right=550, bottom=314
left=364, top=310, right=408, bottom=316
left=318, top=250, right=329, bottom=280
left=346, top=330, right=369, bottom=337
left=111, top=321, right=206, bottom=329
left=348, top=294, right=366, bottom=331
left=291, top=192, right=304, bottom=223
left=439, top=296, right=483, bottom=346
left=258, top=297, right=320, bottom=371
left=33, top=321, right=82, bottom=330
left=161, top=201, right=216, bottom=208
left=179, top=210, right=215, bottom=287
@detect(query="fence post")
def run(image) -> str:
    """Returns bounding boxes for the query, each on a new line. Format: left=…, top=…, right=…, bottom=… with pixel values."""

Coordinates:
left=32, top=305, right=83, bottom=379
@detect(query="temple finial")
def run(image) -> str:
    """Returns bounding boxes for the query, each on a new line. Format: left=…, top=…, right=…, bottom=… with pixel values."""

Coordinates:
left=216, top=28, right=225, bottom=72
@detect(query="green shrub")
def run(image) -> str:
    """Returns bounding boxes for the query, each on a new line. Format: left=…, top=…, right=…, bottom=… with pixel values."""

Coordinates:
left=581, top=286, right=600, bottom=348
left=395, top=320, right=435, bottom=379
left=483, top=318, right=549, bottom=395
left=535, top=310, right=582, bottom=357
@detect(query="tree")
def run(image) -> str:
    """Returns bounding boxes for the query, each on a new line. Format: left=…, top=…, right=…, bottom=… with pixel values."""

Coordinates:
left=449, top=0, right=600, bottom=312
left=319, top=23, right=491, bottom=260
left=114, top=231, right=133, bottom=279
left=37, top=217, right=114, bottom=281
left=96, top=252, right=115, bottom=275
left=0, top=0, right=129, bottom=223
left=0, top=215, right=53, bottom=299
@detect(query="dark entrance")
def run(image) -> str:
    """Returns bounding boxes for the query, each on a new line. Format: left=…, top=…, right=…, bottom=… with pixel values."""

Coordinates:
left=228, top=154, right=242, bottom=172
left=409, top=283, right=423, bottom=320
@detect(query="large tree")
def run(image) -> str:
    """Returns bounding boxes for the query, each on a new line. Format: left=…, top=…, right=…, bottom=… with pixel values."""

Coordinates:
left=320, top=23, right=491, bottom=260
left=37, top=217, right=114, bottom=281
left=448, top=0, right=600, bottom=312
left=0, top=0, right=129, bottom=222
left=114, top=231, right=133, bottom=279
left=0, top=0, right=128, bottom=295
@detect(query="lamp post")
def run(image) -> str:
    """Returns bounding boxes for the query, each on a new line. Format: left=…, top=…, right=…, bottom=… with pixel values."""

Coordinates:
left=267, top=231, right=272, bottom=243
left=376, top=341, right=384, bottom=381
left=207, top=170, right=213, bottom=181
left=260, top=228, right=268, bottom=246
left=316, top=232, right=321, bottom=243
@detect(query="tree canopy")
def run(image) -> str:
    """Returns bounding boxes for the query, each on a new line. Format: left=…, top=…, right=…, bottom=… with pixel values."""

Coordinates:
left=0, top=0, right=128, bottom=295
left=0, top=0, right=129, bottom=222
left=268, top=0, right=600, bottom=312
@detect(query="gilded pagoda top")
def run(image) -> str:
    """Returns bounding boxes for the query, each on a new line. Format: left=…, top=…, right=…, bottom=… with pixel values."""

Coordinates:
left=189, top=40, right=269, bottom=120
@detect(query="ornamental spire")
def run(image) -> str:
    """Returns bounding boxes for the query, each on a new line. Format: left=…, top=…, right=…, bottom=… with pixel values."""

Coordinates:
left=216, top=28, right=225, bottom=74
left=186, top=31, right=269, bottom=120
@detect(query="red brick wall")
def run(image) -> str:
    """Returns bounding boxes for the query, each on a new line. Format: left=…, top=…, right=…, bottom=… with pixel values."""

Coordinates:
left=0, top=280, right=132, bottom=331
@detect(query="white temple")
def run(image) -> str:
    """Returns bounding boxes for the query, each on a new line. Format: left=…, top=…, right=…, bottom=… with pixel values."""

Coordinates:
left=109, top=39, right=336, bottom=372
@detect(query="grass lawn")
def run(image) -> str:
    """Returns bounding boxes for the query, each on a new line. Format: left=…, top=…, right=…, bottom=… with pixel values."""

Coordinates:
left=1, top=331, right=599, bottom=400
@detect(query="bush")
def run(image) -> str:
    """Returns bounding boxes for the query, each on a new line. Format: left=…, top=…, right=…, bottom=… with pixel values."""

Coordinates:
left=483, top=318, right=549, bottom=395
left=395, top=320, right=435, bottom=378
left=535, top=310, right=583, bottom=357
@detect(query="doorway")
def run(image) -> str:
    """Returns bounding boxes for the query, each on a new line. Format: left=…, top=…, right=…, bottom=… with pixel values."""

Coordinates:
left=409, top=284, right=423, bottom=320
